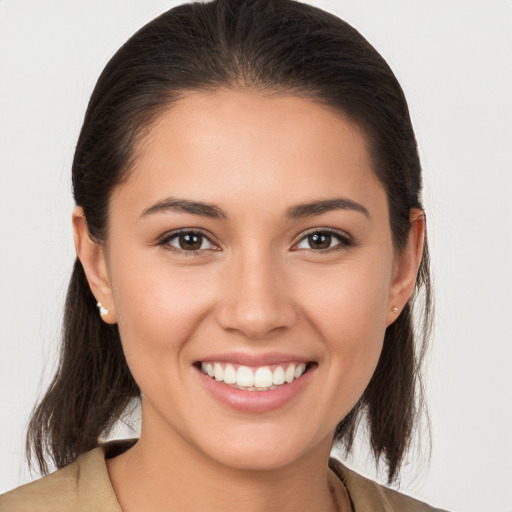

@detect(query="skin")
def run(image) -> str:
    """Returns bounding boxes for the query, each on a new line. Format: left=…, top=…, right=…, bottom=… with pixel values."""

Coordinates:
left=73, top=89, right=424, bottom=512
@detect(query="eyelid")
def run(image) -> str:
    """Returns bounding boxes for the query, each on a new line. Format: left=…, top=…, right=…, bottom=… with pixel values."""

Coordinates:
left=156, top=227, right=352, bottom=254
left=157, top=228, right=221, bottom=253
left=291, top=227, right=353, bottom=252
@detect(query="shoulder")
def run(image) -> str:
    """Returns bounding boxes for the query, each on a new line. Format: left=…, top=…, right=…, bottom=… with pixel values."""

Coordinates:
left=0, top=446, right=122, bottom=512
left=0, top=458, right=81, bottom=512
left=329, top=458, right=449, bottom=512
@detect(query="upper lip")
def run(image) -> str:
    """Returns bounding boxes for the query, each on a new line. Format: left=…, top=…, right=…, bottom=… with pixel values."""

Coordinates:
left=196, top=352, right=313, bottom=367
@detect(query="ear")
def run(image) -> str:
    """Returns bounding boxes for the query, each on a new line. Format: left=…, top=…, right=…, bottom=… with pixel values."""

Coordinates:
left=386, top=209, right=425, bottom=326
left=72, top=206, right=117, bottom=324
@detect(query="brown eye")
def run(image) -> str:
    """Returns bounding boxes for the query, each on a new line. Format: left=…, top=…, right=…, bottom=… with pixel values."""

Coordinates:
left=163, top=231, right=217, bottom=252
left=178, top=233, right=203, bottom=250
left=307, top=232, right=331, bottom=250
left=294, top=230, right=351, bottom=252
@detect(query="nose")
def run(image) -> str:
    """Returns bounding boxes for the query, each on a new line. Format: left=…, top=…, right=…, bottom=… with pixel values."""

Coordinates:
left=215, top=249, right=298, bottom=339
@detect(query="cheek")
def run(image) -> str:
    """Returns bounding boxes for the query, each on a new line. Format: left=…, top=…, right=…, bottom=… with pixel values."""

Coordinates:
left=296, top=252, right=393, bottom=391
left=300, top=252, right=392, bottom=336
left=108, top=249, right=216, bottom=379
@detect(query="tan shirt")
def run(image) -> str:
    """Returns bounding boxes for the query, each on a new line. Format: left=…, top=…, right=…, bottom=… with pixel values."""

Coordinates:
left=0, top=442, right=447, bottom=511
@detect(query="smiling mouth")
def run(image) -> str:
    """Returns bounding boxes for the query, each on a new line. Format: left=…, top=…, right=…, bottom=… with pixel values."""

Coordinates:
left=198, top=362, right=313, bottom=391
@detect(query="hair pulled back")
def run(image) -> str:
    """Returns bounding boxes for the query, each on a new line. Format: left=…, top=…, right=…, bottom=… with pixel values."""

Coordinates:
left=27, top=0, right=432, bottom=483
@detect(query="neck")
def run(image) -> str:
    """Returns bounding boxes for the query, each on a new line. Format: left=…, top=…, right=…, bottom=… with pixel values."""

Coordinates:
left=107, top=417, right=343, bottom=512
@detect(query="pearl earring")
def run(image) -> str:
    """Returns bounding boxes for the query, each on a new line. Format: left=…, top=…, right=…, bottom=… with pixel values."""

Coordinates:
left=392, top=307, right=399, bottom=314
left=96, top=302, right=109, bottom=316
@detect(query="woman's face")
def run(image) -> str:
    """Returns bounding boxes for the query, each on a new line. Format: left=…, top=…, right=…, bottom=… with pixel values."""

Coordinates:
left=90, top=90, right=414, bottom=470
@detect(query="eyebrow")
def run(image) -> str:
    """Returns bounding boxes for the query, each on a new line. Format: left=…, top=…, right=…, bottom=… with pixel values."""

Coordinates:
left=141, top=197, right=228, bottom=220
left=286, top=198, right=370, bottom=219
left=140, top=196, right=369, bottom=221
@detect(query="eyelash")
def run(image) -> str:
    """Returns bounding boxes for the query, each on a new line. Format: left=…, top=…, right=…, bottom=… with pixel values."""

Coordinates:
left=158, top=229, right=219, bottom=255
left=292, top=228, right=353, bottom=253
left=157, top=228, right=353, bottom=255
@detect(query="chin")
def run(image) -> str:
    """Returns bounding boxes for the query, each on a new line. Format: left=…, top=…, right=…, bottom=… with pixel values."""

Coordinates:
left=208, top=444, right=302, bottom=472
left=193, top=423, right=329, bottom=472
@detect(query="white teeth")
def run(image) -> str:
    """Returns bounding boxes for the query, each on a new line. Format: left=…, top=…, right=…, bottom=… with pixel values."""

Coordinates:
left=254, top=367, right=273, bottom=388
left=285, top=364, right=296, bottom=383
left=272, top=366, right=285, bottom=385
left=200, top=361, right=309, bottom=390
left=223, top=364, right=237, bottom=384
left=214, top=362, right=224, bottom=381
left=236, top=366, right=254, bottom=387
left=295, top=363, right=306, bottom=379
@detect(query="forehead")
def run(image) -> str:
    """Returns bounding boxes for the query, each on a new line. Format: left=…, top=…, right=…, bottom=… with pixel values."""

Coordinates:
left=112, top=89, right=386, bottom=220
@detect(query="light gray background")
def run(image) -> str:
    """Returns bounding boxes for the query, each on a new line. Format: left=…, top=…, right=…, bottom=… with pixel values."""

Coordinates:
left=1, top=1, right=511, bottom=510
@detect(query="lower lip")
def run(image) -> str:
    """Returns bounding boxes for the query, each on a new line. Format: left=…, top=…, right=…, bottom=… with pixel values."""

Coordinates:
left=197, top=366, right=314, bottom=413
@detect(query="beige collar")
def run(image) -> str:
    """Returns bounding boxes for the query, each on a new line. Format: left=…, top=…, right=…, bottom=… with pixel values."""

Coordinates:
left=74, top=441, right=440, bottom=512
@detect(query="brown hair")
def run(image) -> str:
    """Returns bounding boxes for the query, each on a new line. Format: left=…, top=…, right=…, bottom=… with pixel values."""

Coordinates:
left=27, top=0, right=432, bottom=483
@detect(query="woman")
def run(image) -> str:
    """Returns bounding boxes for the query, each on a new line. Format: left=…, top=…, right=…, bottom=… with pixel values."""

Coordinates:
left=1, top=0, right=445, bottom=510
